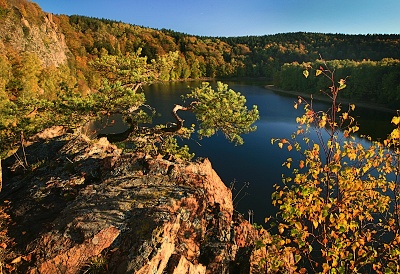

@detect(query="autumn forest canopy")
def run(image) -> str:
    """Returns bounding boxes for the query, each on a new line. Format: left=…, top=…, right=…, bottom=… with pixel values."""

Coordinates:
left=0, top=0, right=399, bottom=157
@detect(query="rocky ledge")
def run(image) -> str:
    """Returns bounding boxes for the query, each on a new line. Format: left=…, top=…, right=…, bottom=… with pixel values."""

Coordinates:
left=0, top=128, right=260, bottom=273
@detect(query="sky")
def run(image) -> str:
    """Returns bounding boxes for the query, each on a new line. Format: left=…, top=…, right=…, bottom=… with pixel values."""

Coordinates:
left=32, top=0, right=400, bottom=37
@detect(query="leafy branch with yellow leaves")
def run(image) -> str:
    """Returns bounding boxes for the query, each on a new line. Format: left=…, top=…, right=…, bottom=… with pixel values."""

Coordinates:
left=262, top=58, right=400, bottom=273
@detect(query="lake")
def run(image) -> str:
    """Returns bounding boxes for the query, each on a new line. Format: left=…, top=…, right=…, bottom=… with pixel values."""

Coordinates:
left=98, top=80, right=396, bottom=224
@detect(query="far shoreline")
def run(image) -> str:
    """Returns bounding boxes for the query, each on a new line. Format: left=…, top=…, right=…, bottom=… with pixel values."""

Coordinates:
left=264, top=84, right=397, bottom=114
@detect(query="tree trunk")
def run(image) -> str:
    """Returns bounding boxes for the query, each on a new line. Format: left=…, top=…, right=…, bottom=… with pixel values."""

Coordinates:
left=0, top=157, right=2, bottom=192
left=161, top=104, right=187, bottom=133
left=98, top=103, right=195, bottom=142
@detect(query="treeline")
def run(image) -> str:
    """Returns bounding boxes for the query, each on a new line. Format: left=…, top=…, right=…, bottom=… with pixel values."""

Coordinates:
left=274, top=58, right=400, bottom=108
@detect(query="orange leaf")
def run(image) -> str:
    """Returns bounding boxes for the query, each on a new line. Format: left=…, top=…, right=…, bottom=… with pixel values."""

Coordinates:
left=11, top=256, right=22, bottom=264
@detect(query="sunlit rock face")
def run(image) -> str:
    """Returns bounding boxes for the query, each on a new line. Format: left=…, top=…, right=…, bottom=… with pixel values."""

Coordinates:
left=0, top=11, right=69, bottom=68
left=1, top=131, right=258, bottom=274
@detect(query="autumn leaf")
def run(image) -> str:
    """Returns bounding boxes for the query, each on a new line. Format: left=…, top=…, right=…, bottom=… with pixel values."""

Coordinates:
left=391, top=116, right=400, bottom=125
left=390, top=128, right=400, bottom=139
left=11, top=256, right=22, bottom=264
left=352, top=125, right=359, bottom=133
left=312, top=220, right=319, bottom=229
left=303, top=70, right=309, bottom=78
left=316, top=69, right=322, bottom=76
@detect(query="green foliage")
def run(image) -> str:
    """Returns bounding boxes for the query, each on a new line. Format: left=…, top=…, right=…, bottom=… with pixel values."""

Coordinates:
left=262, top=59, right=400, bottom=273
left=275, top=58, right=400, bottom=108
left=184, top=82, right=259, bottom=145
left=125, top=82, right=259, bottom=158
left=0, top=21, right=260, bottom=162
left=90, top=49, right=156, bottom=85
left=158, top=136, right=194, bottom=161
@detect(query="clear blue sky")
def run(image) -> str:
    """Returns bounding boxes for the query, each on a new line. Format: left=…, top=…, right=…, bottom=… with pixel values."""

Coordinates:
left=33, top=0, right=400, bottom=37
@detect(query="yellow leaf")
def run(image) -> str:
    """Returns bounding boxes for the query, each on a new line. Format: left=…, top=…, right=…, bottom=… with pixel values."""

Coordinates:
left=295, top=222, right=302, bottom=230
left=303, top=70, right=309, bottom=78
left=278, top=142, right=283, bottom=149
left=294, top=103, right=298, bottom=109
left=391, top=128, right=400, bottom=139
left=342, top=112, right=348, bottom=120
left=322, top=263, right=330, bottom=273
left=312, top=220, right=318, bottom=229
left=391, top=116, right=400, bottom=125
left=286, top=162, right=291, bottom=169
left=11, top=256, right=22, bottom=264
left=350, top=104, right=356, bottom=111
left=316, top=69, right=322, bottom=76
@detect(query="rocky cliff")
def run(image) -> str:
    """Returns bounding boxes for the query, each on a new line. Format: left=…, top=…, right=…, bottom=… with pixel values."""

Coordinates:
left=0, top=128, right=260, bottom=273
left=0, top=2, right=69, bottom=67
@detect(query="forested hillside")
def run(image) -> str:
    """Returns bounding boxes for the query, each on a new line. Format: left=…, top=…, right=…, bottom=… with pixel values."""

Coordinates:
left=275, top=58, right=400, bottom=108
left=0, top=0, right=400, bottom=157
left=2, top=0, right=400, bottom=92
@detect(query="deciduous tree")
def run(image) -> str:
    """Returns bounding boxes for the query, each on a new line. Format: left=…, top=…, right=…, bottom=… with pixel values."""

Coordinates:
left=258, top=59, right=400, bottom=273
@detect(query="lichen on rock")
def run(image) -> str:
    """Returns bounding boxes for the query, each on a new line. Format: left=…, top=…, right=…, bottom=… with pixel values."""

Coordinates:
left=1, top=132, right=258, bottom=273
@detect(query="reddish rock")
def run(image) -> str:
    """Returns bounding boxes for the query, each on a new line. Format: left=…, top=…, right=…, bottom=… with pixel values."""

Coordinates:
left=37, top=226, right=119, bottom=274
left=1, top=133, right=258, bottom=273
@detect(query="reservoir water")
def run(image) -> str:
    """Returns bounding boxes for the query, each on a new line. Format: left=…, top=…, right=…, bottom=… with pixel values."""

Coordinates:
left=100, top=80, right=396, bottom=224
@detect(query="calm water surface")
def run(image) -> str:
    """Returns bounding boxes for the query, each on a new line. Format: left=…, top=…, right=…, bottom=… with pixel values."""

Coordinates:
left=133, top=81, right=394, bottom=224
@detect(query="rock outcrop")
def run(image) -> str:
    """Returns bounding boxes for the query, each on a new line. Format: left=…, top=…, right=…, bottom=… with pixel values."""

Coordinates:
left=0, top=4, right=69, bottom=67
left=0, top=131, right=259, bottom=273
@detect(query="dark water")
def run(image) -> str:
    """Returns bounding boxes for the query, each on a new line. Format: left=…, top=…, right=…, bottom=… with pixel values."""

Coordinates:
left=104, top=80, right=396, bottom=224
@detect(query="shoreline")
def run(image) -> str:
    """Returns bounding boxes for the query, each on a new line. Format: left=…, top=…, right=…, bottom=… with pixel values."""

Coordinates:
left=264, top=85, right=397, bottom=114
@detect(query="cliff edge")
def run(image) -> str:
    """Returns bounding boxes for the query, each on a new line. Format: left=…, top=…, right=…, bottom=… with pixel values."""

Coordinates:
left=0, top=128, right=259, bottom=273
